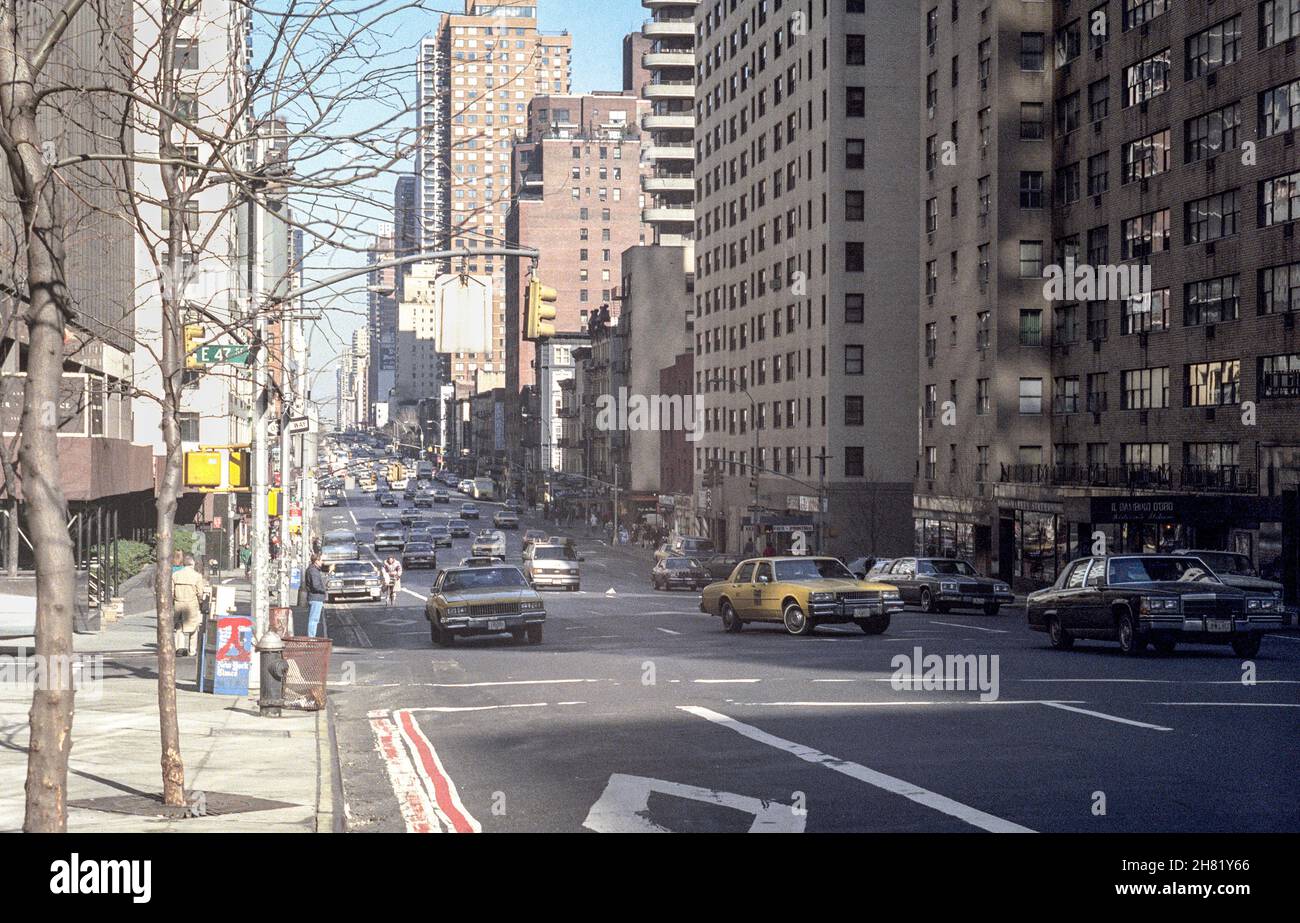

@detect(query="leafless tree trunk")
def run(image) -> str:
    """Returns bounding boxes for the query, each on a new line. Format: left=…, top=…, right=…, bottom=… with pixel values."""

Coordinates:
left=0, top=0, right=90, bottom=833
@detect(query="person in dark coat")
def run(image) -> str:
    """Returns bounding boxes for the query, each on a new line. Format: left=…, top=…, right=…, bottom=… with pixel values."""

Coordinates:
left=305, top=554, right=329, bottom=638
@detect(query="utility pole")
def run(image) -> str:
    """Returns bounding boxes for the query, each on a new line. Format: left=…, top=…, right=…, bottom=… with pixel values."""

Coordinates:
left=815, top=447, right=831, bottom=555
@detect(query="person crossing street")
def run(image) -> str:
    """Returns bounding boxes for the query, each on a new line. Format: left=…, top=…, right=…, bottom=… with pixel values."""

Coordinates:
left=381, top=555, right=403, bottom=607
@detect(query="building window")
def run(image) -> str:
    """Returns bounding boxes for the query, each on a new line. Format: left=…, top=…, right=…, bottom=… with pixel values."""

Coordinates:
left=1020, top=102, right=1044, bottom=139
left=845, top=447, right=865, bottom=477
left=846, top=190, right=865, bottom=221
left=1123, top=49, right=1170, bottom=107
left=845, top=395, right=865, bottom=426
left=924, top=446, right=937, bottom=480
left=1184, top=103, right=1240, bottom=164
left=1088, top=78, right=1109, bottom=122
left=1185, top=275, right=1240, bottom=325
left=1259, top=353, right=1300, bottom=398
left=1019, top=171, right=1045, bottom=208
left=1185, top=16, right=1241, bottom=80
left=1260, top=261, right=1300, bottom=314
left=845, top=293, right=865, bottom=323
left=1087, top=153, right=1109, bottom=196
left=925, top=322, right=938, bottom=358
left=178, top=412, right=200, bottom=442
left=1019, top=241, right=1043, bottom=278
left=1185, top=190, right=1239, bottom=243
left=1122, top=129, right=1170, bottom=184
left=1055, top=162, right=1081, bottom=205
left=846, top=138, right=865, bottom=169
left=845, top=345, right=864, bottom=374
left=845, top=241, right=865, bottom=272
left=976, top=378, right=990, bottom=414
left=175, top=37, right=199, bottom=69
left=1122, top=442, right=1169, bottom=475
left=1121, top=209, right=1170, bottom=259
left=1020, top=32, right=1045, bottom=71
left=1019, top=378, right=1043, bottom=414
left=1260, top=171, right=1300, bottom=227
left=1019, top=309, right=1043, bottom=347
left=1122, top=289, right=1169, bottom=334
left=847, top=86, right=866, bottom=117
left=1185, top=360, right=1241, bottom=406
left=976, top=446, right=989, bottom=482
left=1053, top=376, right=1081, bottom=414
left=1055, top=92, right=1080, bottom=136
left=846, top=34, right=866, bottom=66
left=1120, top=367, right=1170, bottom=409
left=1260, top=78, right=1300, bottom=139
left=1262, top=0, right=1300, bottom=49
left=976, top=311, right=990, bottom=349
left=1123, top=0, right=1170, bottom=31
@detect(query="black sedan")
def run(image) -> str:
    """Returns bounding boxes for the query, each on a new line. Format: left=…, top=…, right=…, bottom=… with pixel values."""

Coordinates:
left=873, top=557, right=1013, bottom=615
left=378, top=492, right=398, bottom=508
left=1027, top=554, right=1285, bottom=658
left=402, top=542, right=437, bottom=570
left=651, top=556, right=711, bottom=591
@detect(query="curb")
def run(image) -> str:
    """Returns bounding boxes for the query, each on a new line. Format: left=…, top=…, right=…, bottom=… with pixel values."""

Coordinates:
left=315, top=699, right=345, bottom=833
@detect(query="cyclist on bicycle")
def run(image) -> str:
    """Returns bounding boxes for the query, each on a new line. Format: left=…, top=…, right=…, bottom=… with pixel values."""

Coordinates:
left=381, top=555, right=403, bottom=606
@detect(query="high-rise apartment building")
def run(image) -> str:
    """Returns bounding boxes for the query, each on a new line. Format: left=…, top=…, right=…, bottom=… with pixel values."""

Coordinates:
left=393, top=174, right=419, bottom=300
left=367, top=226, right=397, bottom=424
left=693, top=0, right=920, bottom=556
left=917, top=0, right=1299, bottom=587
left=504, top=92, right=649, bottom=396
left=640, top=0, right=698, bottom=255
left=416, top=1, right=572, bottom=396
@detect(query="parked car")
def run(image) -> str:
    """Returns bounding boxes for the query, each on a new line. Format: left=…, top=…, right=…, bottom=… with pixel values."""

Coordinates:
left=873, top=557, right=1013, bottom=616
left=523, top=543, right=581, bottom=591
left=425, top=565, right=546, bottom=646
left=325, top=560, right=383, bottom=603
left=378, top=492, right=398, bottom=508
left=1027, top=554, right=1285, bottom=657
left=460, top=502, right=480, bottom=520
left=700, top=556, right=903, bottom=636
left=402, top=542, right=437, bottom=570
left=695, top=552, right=745, bottom=580
left=652, top=556, right=711, bottom=591
left=845, top=556, right=889, bottom=579
left=372, top=520, right=407, bottom=553
left=493, top=511, right=520, bottom=530
left=1172, top=550, right=1284, bottom=598
left=471, top=530, right=507, bottom=559
left=448, top=518, right=471, bottom=538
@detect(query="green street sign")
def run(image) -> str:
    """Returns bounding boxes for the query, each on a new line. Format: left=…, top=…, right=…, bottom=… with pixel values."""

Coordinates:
left=193, top=344, right=252, bottom=366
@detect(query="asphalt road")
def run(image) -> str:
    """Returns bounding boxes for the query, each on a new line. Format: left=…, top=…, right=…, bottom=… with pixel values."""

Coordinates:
left=316, top=487, right=1300, bottom=834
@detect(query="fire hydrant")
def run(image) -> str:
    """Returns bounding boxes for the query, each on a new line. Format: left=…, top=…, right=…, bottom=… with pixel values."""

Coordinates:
left=257, top=631, right=289, bottom=718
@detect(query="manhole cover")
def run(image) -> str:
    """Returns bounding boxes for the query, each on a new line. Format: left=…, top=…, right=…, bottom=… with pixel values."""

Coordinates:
left=69, top=791, right=297, bottom=818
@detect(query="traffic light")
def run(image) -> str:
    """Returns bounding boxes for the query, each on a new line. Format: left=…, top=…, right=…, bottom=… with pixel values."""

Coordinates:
left=524, top=277, right=558, bottom=341
left=183, top=324, right=205, bottom=369
left=228, top=448, right=250, bottom=489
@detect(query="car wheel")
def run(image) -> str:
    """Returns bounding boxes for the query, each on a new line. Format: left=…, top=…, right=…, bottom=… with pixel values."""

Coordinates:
left=920, top=588, right=938, bottom=613
left=1116, top=611, right=1146, bottom=656
left=983, top=603, right=1001, bottom=617
left=783, top=602, right=815, bottom=636
left=720, top=601, right=743, bottom=633
left=1152, top=637, right=1177, bottom=655
left=510, top=629, right=527, bottom=644
left=856, top=614, right=890, bottom=635
left=1230, top=634, right=1261, bottom=659
left=432, top=620, right=454, bottom=647
left=526, top=624, right=544, bottom=645
left=1048, top=616, right=1074, bottom=651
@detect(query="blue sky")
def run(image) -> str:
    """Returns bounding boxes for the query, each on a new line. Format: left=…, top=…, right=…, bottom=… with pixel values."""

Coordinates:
left=289, top=0, right=647, bottom=407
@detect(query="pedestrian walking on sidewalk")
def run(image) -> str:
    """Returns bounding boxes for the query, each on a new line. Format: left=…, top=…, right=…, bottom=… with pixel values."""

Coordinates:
left=172, top=555, right=211, bottom=657
left=238, top=542, right=252, bottom=577
left=305, top=554, right=329, bottom=638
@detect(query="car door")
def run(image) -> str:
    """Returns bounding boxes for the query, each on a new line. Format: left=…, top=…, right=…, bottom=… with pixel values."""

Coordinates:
left=752, top=561, right=777, bottom=619
left=1050, top=559, right=1091, bottom=631
left=728, top=562, right=756, bottom=617
left=882, top=559, right=917, bottom=603
left=1077, top=557, right=1110, bottom=635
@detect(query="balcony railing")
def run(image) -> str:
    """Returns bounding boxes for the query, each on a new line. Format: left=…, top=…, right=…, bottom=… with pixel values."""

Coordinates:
left=999, top=463, right=1256, bottom=493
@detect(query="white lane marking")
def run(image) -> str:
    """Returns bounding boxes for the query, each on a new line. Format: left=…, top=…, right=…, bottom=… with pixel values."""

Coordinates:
left=678, top=705, right=1034, bottom=833
left=422, top=678, right=606, bottom=688
left=693, top=678, right=761, bottom=684
left=1039, top=701, right=1173, bottom=731
left=582, top=773, right=805, bottom=833
left=368, top=713, right=440, bottom=833
left=401, top=588, right=428, bottom=602
left=1019, top=678, right=1300, bottom=685
left=735, top=700, right=1085, bottom=707
left=349, top=510, right=358, bottom=527
left=655, top=627, right=682, bottom=635
left=1265, top=634, right=1300, bottom=642
left=928, top=620, right=1008, bottom=634
left=812, top=678, right=857, bottom=683
left=1154, top=707, right=1300, bottom=712
left=402, top=702, right=551, bottom=714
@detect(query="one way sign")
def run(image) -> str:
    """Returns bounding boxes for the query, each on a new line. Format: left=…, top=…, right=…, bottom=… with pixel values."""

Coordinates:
left=286, top=417, right=312, bottom=435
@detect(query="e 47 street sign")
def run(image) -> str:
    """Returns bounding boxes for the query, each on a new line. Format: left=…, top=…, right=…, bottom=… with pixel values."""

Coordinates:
left=193, top=344, right=252, bottom=366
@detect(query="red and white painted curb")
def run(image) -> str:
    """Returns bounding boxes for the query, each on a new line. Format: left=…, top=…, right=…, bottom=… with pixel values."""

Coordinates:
left=368, top=708, right=481, bottom=833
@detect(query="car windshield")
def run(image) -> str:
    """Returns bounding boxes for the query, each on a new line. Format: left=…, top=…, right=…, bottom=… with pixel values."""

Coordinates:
left=534, top=545, right=577, bottom=561
left=404, top=543, right=433, bottom=552
left=773, top=558, right=855, bottom=581
left=1108, top=557, right=1222, bottom=585
left=923, top=559, right=979, bottom=576
left=680, top=538, right=714, bottom=553
left=1191, top=552, right=1256, bottom=577
left=375, top=521, right=401, bottom=531
left=442, top=568, right=528, bottom=591
left=666, top=558, right=701, bottom=570
left=329, top=563, right=375, bottom=576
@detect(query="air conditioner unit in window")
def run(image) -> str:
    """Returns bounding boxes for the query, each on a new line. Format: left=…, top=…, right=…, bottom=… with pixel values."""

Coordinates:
left=1139, top=410, right=1149, bottom=425
left=1206, top=324, right=1216, bottom=339
left=1139, top=332, right=1149, bottom=350
left=1207, top=71, right=1217, bottom=89
left=1205, top=407, right=1216, bottom=422
left=1207, top=240, right=1217, bottom=255
left=1207, top=156, right=1216, bottom=172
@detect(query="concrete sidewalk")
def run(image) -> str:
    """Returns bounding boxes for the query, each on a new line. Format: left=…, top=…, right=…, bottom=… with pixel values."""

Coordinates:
left=0, top=566, right=336, bottom=832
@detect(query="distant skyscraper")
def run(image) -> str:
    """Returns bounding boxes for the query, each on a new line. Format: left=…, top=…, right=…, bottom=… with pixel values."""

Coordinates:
left=415, top=1, right=572, bottom=396
left=367, top=226, right=397, bottom=424
left=393, top=173, right=418, bottom=300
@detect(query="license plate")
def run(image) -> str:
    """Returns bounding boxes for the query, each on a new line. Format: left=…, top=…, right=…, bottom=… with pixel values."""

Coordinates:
left=1206, top=618, right=1232, bottom=633
left=488, top=620, right=505, bottom=631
